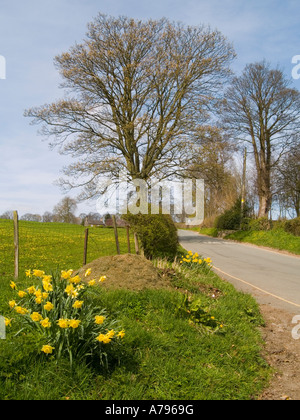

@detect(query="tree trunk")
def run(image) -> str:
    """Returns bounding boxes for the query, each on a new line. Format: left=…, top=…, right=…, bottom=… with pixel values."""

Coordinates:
left=258, top=195, right=272, bottom=218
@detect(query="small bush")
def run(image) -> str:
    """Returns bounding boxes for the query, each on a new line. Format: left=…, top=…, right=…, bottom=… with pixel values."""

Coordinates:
left=214, top=199, right=250, bottom=230
left=283, top=217, right=300, bottom=237
left=123, top=212, right=178, bottom=260
left=248, top=217, right=272, bottom=231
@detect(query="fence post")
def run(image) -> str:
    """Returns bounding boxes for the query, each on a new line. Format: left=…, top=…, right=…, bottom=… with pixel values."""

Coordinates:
left=112, top=216, right=120, bottom=255
left=126, top=226, right=131, bottom=254
left=83, top=228, right=89, bottom=266
left=13, top=211, right=19, bottom=279
left=134, top=233, right=140, bottom=255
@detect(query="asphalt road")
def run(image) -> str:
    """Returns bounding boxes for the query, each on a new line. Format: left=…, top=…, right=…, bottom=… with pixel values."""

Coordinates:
left=178, top=230, right=300, bottom=314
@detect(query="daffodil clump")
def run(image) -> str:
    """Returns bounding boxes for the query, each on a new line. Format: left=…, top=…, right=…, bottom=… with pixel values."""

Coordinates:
left=7, top=268, right=125, bottom=367
left=180, top=251, right=213, bottom=270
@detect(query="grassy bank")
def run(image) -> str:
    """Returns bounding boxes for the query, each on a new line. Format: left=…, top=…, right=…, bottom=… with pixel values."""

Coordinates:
left=198, top=226, right=300, bottom=255
left=0, top=254, right=271, bottom=400
left=224, top=229, right=300, bottom=255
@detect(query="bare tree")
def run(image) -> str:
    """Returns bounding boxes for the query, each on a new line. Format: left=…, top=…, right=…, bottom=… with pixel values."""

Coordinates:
left=53, top=197, right=77, bottom=224
left=0, top=210, right=14, bottom=220
left=25, top=14, right=235, bottom=200
left=21, top=213, right=42, bottom=222
left=42, top=212, right=54, bottom=223
left=222, top=61, right=300, bottom=218
left=275, top=146, right=300, bottom=217
left=187, top=126, right=239, bottom=220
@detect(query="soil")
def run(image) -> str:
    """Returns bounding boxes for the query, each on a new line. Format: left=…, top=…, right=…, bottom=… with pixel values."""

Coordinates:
left=259, top=304, right=300, bottom=400
left=78, top=254, right=300, bottom=400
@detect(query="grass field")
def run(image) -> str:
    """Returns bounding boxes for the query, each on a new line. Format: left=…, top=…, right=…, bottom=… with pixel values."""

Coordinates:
left=0, top=219, right=135, bottom=279
left=0, top=220, right=271, bottom=400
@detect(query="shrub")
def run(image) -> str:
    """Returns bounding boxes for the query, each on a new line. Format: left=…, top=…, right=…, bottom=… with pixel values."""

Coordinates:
left=123, top=212, right=178, bottom=260
left=283, top=217, right=300, bottom=237
left=6, top=269, right=125, bottom=368
left=248, top=217, right=272, bottom=231
left=214, top=199, right=250, bottom=230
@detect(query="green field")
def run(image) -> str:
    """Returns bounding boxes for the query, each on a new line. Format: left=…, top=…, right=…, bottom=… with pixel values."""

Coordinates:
left=0, top=219, right=134, bottom=279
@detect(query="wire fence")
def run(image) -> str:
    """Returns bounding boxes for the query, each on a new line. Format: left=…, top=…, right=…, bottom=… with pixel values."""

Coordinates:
left=0, top=214, right=137, bottom=278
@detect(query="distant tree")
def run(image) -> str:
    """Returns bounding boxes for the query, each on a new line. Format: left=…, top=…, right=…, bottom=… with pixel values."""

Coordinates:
left=25, top=13, right=235, bottom=200
left=21, top=213, right=42, bottom=222
left=187, top=126, right=240, bottom=219
left=0, top=211, right=14, bottom=220
left=275, top=146, right=300, bottom=217
left=42, top=212, right=54, bottom=223
left=53, top=197, right=77, bottom=224
left=222, top=61, right=300, bottom=218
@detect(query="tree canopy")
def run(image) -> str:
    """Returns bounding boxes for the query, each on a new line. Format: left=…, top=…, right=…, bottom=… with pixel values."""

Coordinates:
left=25, top=14, right=235, bottom=200
left=222, top=61, right=300, bottom=217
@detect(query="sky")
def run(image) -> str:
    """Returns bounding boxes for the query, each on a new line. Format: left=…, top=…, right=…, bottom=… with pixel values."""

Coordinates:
left=0, top=0, right=299, bottom=217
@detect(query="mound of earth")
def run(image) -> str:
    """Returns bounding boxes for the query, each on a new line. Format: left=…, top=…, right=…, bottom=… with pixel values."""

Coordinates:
left=77, top=254, right=172, bottom=291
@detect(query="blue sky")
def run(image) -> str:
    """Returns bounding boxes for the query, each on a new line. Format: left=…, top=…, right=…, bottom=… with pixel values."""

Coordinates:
left=0, top=0, right=299, bottom=217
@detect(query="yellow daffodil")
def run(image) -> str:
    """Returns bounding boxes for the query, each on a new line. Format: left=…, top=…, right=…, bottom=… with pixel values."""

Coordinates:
left=41, top=345, right=54, bottom=354
left=61, top=270, right=73, bottom=280
left=25, top=269, right=32, bottom=278
left=5, top=318, right=12, bottom=327
left=10, top=281, right=17, bottom=290
left=68, top=319, right=81, bottom=329
left=85, top=268, right=92, bottom=277
left=18, top=290, right=27, bottom=298
left=99, top=276, right=107, bottom=283
left=95, top=315, right=106, bottom=325
left=72, top=300, right=83, bottom=309
left=9, top=300, right=16, bottom=309
left=57, top=319, right=69, bottom=329
left=33, top=270, right=45, bottom=277
left=88, top=279, right=96, bottom=286
left=64, top=284, right=79, bottom=299
left=44, top=301, right=54, bottom=311
left=96, top=334, right=111, bottom=344
left=27, top=286, right=36, bottom=295
left=106, top=330, right=115, bottom=339
left=40, top=318, right=51, bottom=328
left=31, top=312, right=43, bottom=322
left=117, top=330, right=125, bottom=339
left=15, top=306, right=28, bottom=315
left=69, top=275, right=81, bottom=285
left=42, top=281, right=53, bottom=292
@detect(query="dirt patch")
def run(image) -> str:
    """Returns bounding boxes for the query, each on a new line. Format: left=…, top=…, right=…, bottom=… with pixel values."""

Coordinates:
left=77, top=254, right=172, bottom=291
left=259, top=305, right=300, bottom=400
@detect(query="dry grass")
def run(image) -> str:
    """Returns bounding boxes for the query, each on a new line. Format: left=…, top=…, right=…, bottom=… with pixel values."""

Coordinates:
left=77, top=254, right=172, bottom=291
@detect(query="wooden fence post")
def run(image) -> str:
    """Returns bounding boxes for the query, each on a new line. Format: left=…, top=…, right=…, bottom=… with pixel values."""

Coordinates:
left=112, top=216, right=120, bottom=255
left=83, top=228, right=89, bottom=266
left=134, top=233, right=140, bottom=255
left=126, top=226, right=131, bottom=254
left=13, top=211, right=19, bottom=279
